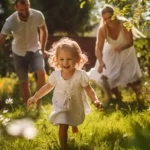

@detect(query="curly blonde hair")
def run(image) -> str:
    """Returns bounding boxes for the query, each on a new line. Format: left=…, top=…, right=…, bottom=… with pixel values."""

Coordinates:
left=48, top=37, right=88, bottom=70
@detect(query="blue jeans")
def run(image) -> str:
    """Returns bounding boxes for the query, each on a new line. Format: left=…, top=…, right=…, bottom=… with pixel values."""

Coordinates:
left=13, top=50, right=45, bottom=82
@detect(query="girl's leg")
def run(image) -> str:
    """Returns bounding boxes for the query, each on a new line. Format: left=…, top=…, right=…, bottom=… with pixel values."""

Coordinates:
left=72, top=126, right=78, bottom=134
left=59, top=124, right=69, bottom=150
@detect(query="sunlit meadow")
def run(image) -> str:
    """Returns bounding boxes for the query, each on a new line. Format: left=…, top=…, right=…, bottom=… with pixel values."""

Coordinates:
left=0, top=73, right=150, bottom=150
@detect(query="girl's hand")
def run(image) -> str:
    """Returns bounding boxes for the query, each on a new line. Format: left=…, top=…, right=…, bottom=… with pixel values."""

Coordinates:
left=27, top=97, right=37, bottom=108
left=98, top=61, right=105, bottom=73
left=93, top=100, right=103, bottom=111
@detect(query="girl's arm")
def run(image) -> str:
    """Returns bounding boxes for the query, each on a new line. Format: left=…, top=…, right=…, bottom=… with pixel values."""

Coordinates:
left=84, top=84, right=101, bottom=108
left=27, top=83, right=54, bottom=107
left=95, top=26, right=106, bottom=73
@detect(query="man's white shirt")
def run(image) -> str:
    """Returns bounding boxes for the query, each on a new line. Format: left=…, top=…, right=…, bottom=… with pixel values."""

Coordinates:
left=1, top=8, right=45, bottom=56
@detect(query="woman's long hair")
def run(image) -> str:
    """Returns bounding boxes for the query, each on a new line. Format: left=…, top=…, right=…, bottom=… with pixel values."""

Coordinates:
left=99, top=4, right=146, bottom=39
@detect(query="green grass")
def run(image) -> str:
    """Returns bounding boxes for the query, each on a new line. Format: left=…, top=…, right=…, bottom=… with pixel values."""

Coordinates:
left=0, top=76, right=150, bottom=150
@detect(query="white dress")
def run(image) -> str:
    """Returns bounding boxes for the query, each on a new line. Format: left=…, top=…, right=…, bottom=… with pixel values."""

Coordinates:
left=48, top=69, right=91, bottom=126
left=88, top=26, right=142, bottom=89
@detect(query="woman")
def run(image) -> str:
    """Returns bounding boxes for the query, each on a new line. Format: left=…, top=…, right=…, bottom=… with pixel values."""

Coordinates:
left=88, top=5, right=143, bottom=108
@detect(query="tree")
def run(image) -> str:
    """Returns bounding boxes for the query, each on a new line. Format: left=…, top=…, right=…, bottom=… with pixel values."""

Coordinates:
left=94, top=0, right=150, bottom=34
left=37, top=0, right=95, bottom=35
left=0, top=0, right=14, bottom=29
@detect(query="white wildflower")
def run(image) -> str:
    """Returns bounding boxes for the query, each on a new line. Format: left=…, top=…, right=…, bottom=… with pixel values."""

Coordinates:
left=144, top=67, right=148, bottom=71
left=6, top=118, right=37, bottom=139
left=143, top=71, right=149, bottom=77
left=137, top=52, right=141, bottom=58
left=5, top=98, right=13, bottom=105
left=144, top=82, right=149, bottom=86
left=89, top=133, right=93, bottom=136
left=0, top=115, right=4, bottom=121
left=147, top=107, right=150, bottom=111
left=123, top=133, right=128, bottom=138
left=3, top=109, right=8, bottom=114
left=70, top=136, right=75, bottom=141
left=2, top=118, right=10, bottom=126
left=23, top=125, right=37, bottom=140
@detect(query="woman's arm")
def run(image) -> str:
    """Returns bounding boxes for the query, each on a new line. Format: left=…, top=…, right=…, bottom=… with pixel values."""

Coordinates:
left=114, top=24, right=133, bottom=52
left=95, top=27, right=105, bottom=63
left=121, top=26, right=133, bottom=50
left=95, top=26, right=106, bottom=73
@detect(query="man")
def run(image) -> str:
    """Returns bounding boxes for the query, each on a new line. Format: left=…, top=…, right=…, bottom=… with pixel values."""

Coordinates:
left=0, top=0, right=49, bottom=109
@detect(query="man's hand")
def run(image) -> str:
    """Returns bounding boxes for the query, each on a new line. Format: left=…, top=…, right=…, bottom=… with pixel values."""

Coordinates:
left=42, top=50, right=50, bottom=59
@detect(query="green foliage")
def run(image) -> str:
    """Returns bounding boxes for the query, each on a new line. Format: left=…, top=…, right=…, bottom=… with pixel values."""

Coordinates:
left=1, top=98, right=150, bottom=149
left=0, top=73, right=52, bottom=107
left=0, top=37, right=14, bottom=77
left=36, top=0, right=95, bottom=35
left=134, top=38, right=150, bottom=76
left=0, top=0, right=14, bottom=29
left=0, top=76, right=150, bottom=149
left=0, top=73, right=18, bottom=98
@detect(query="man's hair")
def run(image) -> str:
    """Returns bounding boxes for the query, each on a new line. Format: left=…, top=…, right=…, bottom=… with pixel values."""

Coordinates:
left=14, top=0, right=30, bottom=5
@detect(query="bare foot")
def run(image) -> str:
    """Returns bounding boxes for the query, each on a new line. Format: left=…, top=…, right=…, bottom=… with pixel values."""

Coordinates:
left=72, top=126, right=78, bottom=134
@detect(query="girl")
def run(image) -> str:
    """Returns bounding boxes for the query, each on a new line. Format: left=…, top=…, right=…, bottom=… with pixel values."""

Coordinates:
left=27, top=37, right=102, bottom=150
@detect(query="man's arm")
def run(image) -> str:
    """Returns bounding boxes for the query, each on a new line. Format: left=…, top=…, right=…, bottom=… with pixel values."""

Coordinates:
left=0, top=33, right=7, bottom=46
left=39, top=24, right=49, bottom=58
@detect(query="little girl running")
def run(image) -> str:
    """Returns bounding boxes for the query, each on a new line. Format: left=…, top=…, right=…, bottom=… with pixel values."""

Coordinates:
left=27, top=37, right=102, bottom=150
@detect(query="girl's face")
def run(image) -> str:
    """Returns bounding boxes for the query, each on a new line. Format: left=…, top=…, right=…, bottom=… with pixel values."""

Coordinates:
left=57, top=49, right=77, bottom=73
left=102, top=12, right=115, bottom=27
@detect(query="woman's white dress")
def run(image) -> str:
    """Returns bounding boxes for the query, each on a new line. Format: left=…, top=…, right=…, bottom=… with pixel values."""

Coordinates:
left=88, top=26, right=142, bottom=89
left=48, top=69, right=91, bottom=126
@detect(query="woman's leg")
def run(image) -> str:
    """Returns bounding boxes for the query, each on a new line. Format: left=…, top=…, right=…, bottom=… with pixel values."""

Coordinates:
left=101, top=75, right=112, bottom=107
left=59, top=124, right=69, bottom=150
left=127, top=81, right=146, bottom=110
left=127, top=81, right=142, bottom=99
left=111, top=87, right=122, bottom=101
left=111, top=87, right=124, bottom=109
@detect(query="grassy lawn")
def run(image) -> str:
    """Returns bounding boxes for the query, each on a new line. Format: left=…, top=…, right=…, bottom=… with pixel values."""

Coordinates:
left=0, top=75, right=150, bottom=150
